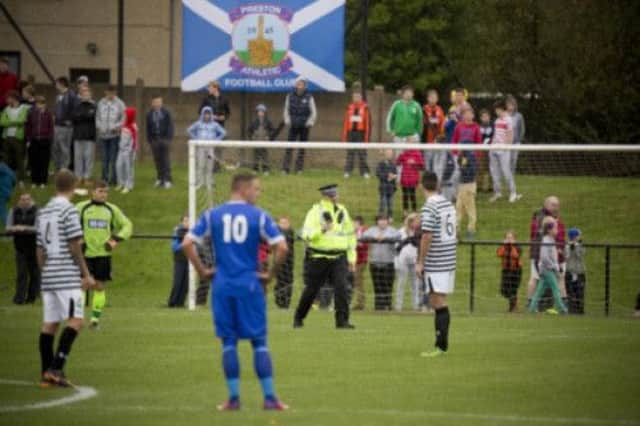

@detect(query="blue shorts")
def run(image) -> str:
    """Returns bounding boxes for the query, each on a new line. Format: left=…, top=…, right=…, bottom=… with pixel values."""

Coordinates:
left=211, top=280, right=266, bottom=339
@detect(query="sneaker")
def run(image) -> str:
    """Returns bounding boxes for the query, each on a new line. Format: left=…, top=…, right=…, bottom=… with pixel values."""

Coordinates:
left=89, top=320, right=100, bottom=331
left=344, top=173, right=350, bottom=178
left=489, top=193, right=502, bottom=203
left=293, top=318, right=304, bottom=328
left=336, top=323, right=355, bottom=330
left=39, top=374, right=56, bottom=389
left=509, top=193, right=523, bottom=203
left=154, top=180, right=163, bottom=188
left=40, top=184, right=46, bottom=189
left=163, top=181, right=173, bottom=189
left=545, top=308, right=559, bottom=315
left=264, top=398, right=289, bottom=411
left=311, top=303, right=319, bottom=311
left=31, top=184, right=37, bottom=189
left=633, top=310, right=640, bottom=318
left=420, top=348, right=446, bottom=358
left=121, top=188, right=130, bottom=194
left=263, top=171, right=270, bottom=176
left=363, top=173, right=370, bottom=179
left=217, top=399, right=241, bottom=411
left=114, top=185, right=123, bottom=192
left=43, top=369, right=73, bottom=388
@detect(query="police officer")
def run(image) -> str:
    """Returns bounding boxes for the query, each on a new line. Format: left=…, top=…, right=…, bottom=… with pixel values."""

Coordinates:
left=294, top=184, right=356, bottom=329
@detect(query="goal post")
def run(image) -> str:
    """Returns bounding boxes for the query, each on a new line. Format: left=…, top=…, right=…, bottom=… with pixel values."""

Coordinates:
left=187, top=140, right=640, bottom=313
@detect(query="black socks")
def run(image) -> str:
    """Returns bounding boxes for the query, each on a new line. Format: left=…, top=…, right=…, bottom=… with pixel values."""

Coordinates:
left=39, top=333, right=55, bottom=374
left=50, top=327, right=78, bottom=371
left=434, top=306, right=450, bottom=352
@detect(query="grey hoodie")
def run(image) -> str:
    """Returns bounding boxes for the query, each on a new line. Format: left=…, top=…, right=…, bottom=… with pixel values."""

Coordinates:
left=96, top=96, right=125, bottom=138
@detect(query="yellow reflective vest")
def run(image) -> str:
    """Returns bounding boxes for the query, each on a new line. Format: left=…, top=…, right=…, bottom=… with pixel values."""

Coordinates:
left=301, top=199, right=356, bottom=264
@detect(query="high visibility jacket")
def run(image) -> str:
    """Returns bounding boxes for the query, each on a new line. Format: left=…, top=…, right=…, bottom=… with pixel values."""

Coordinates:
left=342, top=101, right=371, bottom=142
left=76, top=200, right=132, bottom=258
left=301, top=199, right=356, bottom=264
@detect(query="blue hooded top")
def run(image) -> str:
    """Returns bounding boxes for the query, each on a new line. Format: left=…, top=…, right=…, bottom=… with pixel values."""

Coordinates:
left=186, top=106, right=226, bottom=141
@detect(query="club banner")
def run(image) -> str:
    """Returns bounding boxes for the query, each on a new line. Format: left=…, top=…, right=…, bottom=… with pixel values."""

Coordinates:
left=181, top=0, right=345, bottom=92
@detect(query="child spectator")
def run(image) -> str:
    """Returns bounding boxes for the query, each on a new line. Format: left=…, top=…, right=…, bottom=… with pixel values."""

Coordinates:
left=0, top=159, right=16, bottom=227
left=497, top=230, right=523, bottom=313
left=146, top=95, right=175, bottom=189
left=506, top=95, right=525, bottom=174
left=565, top=228, right=586, bottom=314
left=72, top=86, right=97, bottom=185
left=248, top=104, right=275, bottom=175
left=187, top=106, right=226, bottom=189
left=528, top=217, right=568, bottom=314
left=451, top=105, right=482, bottom=155
left=6, top=193, right=39, bottom=304
left=422, top=89, right=445, bottom=173
left=342, top=88, right=371, bottom=179
left=352, top=215, right=368, bottom=310
left=168, top=215, right=189, bottom=308
left=489, top=99, right=521, bottom=203
left=96, top=85, right=124, bottom=184
left=375, top=149, right=397, bottom=220
left=274, top=216, right=295, bottom=309
left=362, top=215, right=400, bottom=311
left=116, top=107, right=138, bottom=194
left=1, top=91, right=30, bottom=185
left=396, top=149, right=424, bottom=216
left=394, top=212, right=421, bottom=311
left=456, top=143, right=478, bottom=240
left=444, top=106, right=458, bottom=143
left=25, top=96, right=54, bottom=187
left=478, top=108, right=494, bottom=193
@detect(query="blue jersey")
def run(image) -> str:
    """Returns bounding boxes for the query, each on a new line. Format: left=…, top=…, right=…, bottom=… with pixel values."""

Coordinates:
left=189, top=201, right=283, bottom=288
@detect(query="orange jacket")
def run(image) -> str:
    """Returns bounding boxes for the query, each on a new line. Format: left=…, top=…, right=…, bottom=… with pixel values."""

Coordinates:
left=342, top=102, right=371, bottom=142
left=497, top=244, right=523, bottom=271
left=422, top=104, right=445, bottom=143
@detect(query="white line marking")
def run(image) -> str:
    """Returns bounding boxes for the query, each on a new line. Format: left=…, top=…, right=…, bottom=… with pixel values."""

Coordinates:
left=181, top=50, right=235, bottom=91
left=0, top=379, right=98, bottom=412
left=289, top=50, right=345, bottom=92
left=290, top=0, right=345, bottom=34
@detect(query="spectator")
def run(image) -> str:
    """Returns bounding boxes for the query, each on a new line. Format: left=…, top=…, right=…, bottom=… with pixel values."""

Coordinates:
left=422, top=89, right=445, bottom=171
left=0, top=158, right=16, bottom=227
left=375, top=149, right=397, bottom=219
left=352, top=215, right=368, bottom=310
left=76, top=75, right=89, bottom=91
left=342, top=87, right=371, bottom=179
left=1, top=91, right=30, bottom=184
left=506, top=95, right=525, bottom=174
left=497, top=230, right=523, bottom=313
left=528, top=217, right=568, bottom=314
left=478, top=108, right=494, bottom=192
left=527, top=196, right=568, bottom=310
left=489, top=99, right=521, bottom=203
left=451, top=105, right=482, bottom=155
left=96, top=85, right=125, bottom=185
left=71, top=86, right=97, bottom=185
left=396, top=149, right=424, bottom=216
left=0, top=57, right=19, bottom=110
left=248, top=104, right=275, bottom=175
left=274, top=216, right=295, bottom=309
left=198, top=80, right=230, bottom=127
left=187, top=106, right=226, bottom=189
left=6, top=193, right=39, bottom=304
left=386, top=85, right=423, bottom=143
left=146, top=95, right=174, bottom=188
left=168, top=215, right=190, bottom=308
left=451, top=87, right=471, bottom=120
left=565, top=228, right=586, bottom=314
left=20, top=84, right=36, bottom=107
left=25, top=96, right=54, bottom=187
left=443, top=106, right=457, bottom=143
left=456, top=142, right=478, bottom=240
left=116, top=107, right=138, bottom=194
left=362, top=215, right=399, bottom=311
left=282, top=76, right=316, bottom=174
left=394, top=212, right=421, bottom=311
left=52, top=77, right=77, bottom=171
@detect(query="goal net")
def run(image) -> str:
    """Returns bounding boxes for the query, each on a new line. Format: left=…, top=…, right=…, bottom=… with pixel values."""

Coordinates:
left=187, top=141, right=640, bottom=316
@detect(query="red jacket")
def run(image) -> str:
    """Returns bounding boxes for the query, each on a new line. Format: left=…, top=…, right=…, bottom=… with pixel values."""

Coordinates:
left=342, top=101, right=371, bottom=142
left=396, top=150, right=424, bottom=188
left=0, top=71, right=19, bottom=109
left=451, top=121, right=482, bottom=157
left=26, top=107, right=55, bottom=141
left=355, top=225, right=369, bottom=265
left=529, top=209, right=566, bottom=262
left=423, top=104, right=445, bottom=143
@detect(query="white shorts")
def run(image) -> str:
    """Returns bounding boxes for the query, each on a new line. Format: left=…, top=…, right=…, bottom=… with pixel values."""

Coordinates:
left=424, top=271, right=456, bottom=295
left=43, top=289, right=84, bottom=323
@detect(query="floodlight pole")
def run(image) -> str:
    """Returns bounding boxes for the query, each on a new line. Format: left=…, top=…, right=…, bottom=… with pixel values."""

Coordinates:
left=359, top=0, right=369, bottom=99
left=117, top=0, right=124, bottom=97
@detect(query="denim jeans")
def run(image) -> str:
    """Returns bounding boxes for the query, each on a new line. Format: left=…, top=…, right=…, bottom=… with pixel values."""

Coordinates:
left=100, top=136, right=119, bottom=184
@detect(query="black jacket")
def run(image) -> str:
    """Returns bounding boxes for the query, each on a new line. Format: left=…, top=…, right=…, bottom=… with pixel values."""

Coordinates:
left=376, top=160, right=397, bottom=194
left=72, top=99, right=97, bottom=141
left=9, top=205, right=38, bottom=253
left=146, top=107, right=175, bottom=141
left=198, top=94, right=230, bottom=126
left=248, top=117, right=276, bottom=141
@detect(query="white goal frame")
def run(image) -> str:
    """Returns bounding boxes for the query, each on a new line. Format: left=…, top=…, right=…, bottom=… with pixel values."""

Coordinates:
left=186, top=140, right=639, bottom=310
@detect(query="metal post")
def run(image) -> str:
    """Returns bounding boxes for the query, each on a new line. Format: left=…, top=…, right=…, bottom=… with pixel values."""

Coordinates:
left=469, top=243, right=476, bottom=313
left=187, top=141, right=197, bottom=311
left=117, top=0, right=124, bottom=96
left=168, top=0, right=175, bottom=87
left=359, top=0, right=369, bottom=99
left=605, top=245, right=611, bottom=317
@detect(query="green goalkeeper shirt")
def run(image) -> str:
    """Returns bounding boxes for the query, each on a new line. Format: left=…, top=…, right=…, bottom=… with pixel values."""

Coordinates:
left=76, top=199, right=132, bottom=258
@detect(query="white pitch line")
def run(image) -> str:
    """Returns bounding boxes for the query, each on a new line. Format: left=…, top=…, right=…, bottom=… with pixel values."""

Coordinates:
left=0, top=379, right=98, bottom=413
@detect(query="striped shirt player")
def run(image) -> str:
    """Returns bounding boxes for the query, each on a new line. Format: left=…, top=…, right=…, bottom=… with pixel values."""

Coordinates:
left=417, top=172, right=456, bottom=357
left=36, top=170, right=93, bottom=388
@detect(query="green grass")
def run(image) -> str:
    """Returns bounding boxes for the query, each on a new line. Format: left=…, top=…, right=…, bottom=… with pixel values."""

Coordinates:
left=1, top=161, right=639, bottom=425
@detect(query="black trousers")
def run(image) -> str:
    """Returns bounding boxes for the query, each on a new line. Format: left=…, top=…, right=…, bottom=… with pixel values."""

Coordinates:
left=29, top=140, right=51, bottom=185
left=344, top=131, right=369, bottom=175
left=500, top=269, right=522, bottom=299
left=402, top=187, right=417, bottom=212
left=168, top=258, right=189, bottom=307
left=274, top=261, right=294, bottom=308
left=565, top=272, right=586, bottom=314
left=150, top=138, right=172, bottom=183
left=282, top=126, right=309, bottom=173
left=253, top=148, right=270, bottom=173
left=295, top=256, right=350, bottom=326
left=14, top=249, right=40, bottom=304
left=370, top=263, right=395, bottom=310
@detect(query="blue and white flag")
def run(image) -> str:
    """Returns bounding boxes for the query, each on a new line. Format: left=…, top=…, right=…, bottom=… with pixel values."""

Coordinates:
left=182, top=0, right=345, bottom=92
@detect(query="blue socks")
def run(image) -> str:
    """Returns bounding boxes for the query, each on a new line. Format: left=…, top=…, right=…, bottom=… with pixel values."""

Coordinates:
left=222, top=338, right=240, bottom=400
left=220, top=337, right=276, bottom=401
